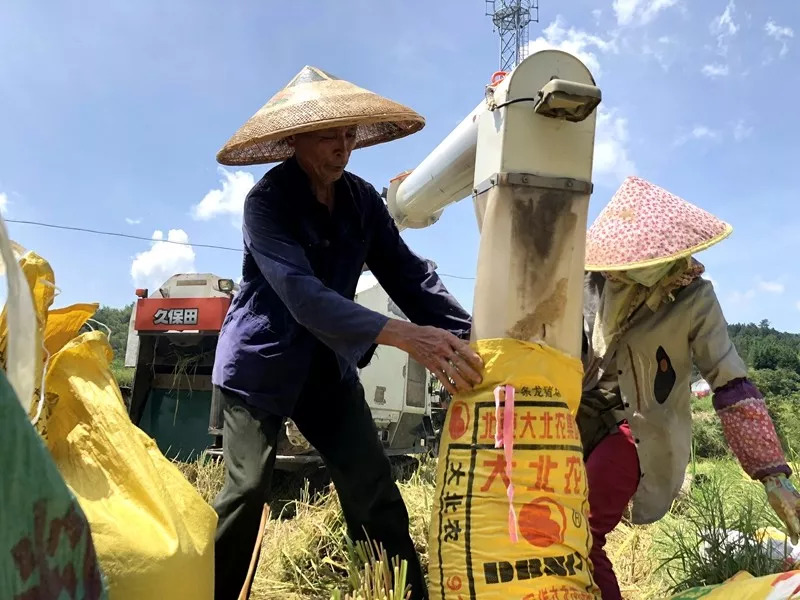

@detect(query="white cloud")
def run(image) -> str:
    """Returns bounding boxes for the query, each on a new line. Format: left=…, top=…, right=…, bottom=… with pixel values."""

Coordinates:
left=765, top=19, right=794, bottom=58
left=731, top=279, right=784, bottom=303
left=702, top=63, right=729, bottom=78
left=640, top=0, right=680, bottom=24
left=758, top=280, right=785, bottom=294
left=692, top=126, right=719, bottom=140
left=528, top=16, right=617, bottom=75
left=733, top=119, right=754, bottom=141
left=192, top=168, right=255, bottom=226
left=0, top=193, right=7, bottom=216
left=131, top=229, right=196, bottom=291
left=729, top=288, right=756, bottom=304
left=613, top=0, right=640, bottom=26
left=594, top=107, right=636, bottom=183
left=675, top=125, right=721, bottom=146
left=613, top=0, right=679, bottom=26
left=125, top=217, right=142, bottom=225
left=710, top=0, right=738, bottom=56
left=642, top=35, right=677, bottom=71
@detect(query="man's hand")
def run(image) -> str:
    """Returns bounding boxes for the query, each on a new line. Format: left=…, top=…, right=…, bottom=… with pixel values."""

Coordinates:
left=764, top=474, right=800, bottom=544
left=377, top=320, right=483, bottom=395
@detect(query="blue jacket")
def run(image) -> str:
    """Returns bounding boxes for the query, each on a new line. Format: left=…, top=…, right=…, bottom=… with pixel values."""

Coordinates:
left=212, top=156, right=472, bottom=415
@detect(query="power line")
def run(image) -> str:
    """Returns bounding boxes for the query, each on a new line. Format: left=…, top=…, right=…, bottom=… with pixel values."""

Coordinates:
left=5, top=219, right=242, bottom=252
left=5, top=218, right=476, bottom=280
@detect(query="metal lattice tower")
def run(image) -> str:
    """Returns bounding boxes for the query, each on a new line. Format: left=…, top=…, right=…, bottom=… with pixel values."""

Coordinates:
left=485, top=0, right=539, bottom=72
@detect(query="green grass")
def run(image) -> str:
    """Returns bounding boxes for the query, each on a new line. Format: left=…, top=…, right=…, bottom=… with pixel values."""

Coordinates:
left=607, top=459, right=797, bottom=599
left=110, top=359, right=134, bottom=388
left=654, top=461, right=786, bottom=593
left=331, top=539, right=411, bottom=600
left=690, top=395, right=728, bottom=460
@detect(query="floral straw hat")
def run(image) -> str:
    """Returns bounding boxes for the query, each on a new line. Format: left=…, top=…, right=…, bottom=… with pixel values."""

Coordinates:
left=216, top=66, right=425, bottom=166
left=585, top=175, right=733, bottom=272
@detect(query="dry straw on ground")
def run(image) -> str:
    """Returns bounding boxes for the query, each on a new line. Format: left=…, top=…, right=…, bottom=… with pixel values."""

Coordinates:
left=178, top=456, right=670, bottom=599
left=179, top=456, right=790, bottom=600
left=178, top=457, right=437, bottom=600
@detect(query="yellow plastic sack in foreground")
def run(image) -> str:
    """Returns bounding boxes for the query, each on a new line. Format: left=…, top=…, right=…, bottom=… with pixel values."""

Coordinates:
left=429, top=338, right=598, bottom=600
left=662, top=570, right=800, bottom=599
left=2, top=250, right=218, bottom=600
left=0, top=250, right=56, bottom=432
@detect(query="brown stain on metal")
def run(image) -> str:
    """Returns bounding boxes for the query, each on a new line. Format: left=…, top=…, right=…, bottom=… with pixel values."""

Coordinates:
left=511, top=189, right=573, bottom=306
left=507, top=277, right=569, bottom=341
left=511, top=189, right=573, bottom=260
left=507, top=186, right=580, bottom=343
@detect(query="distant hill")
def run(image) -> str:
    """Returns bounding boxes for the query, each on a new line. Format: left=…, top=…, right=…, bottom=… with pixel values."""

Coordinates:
left=728, top=320, right=800, bottom=373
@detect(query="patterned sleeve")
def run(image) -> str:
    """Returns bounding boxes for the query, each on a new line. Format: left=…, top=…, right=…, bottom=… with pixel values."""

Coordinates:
left=688, top=280, right=790, bottom=480
left=713, top=378, right=791, bottom=480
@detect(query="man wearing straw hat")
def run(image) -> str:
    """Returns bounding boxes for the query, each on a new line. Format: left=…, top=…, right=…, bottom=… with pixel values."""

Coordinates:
left=211, top=66, right=483, bottom=600
left=578, top=176, right=800, bottom=599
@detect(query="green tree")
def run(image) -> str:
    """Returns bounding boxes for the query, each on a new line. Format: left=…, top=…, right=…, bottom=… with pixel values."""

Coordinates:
left=749, top=340, right=800, bottom=373
left=750, top=340, right=782, bottom=370
left=89, top=304, right=134, bottom=362
left=749, top=368, right=800, bottom=451
left=749, top=368, right=800, bottom=398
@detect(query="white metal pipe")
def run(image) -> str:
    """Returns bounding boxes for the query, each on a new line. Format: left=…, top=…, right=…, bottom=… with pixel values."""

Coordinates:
left=387, top=101, right=486, bottom=229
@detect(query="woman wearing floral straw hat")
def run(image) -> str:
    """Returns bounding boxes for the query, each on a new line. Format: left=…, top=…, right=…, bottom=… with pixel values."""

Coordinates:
left=578, top=176, right=800, bottom=599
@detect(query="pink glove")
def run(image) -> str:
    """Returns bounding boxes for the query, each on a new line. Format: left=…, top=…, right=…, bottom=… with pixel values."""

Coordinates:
left=764, top=474, right=800, bottom=544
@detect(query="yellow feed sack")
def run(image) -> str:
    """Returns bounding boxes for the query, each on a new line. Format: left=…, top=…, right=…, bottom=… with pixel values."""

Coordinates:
left=44, top=331, right=217, bottom=599
left=0, top=251, right=56, bottom=435
left=429, top=338, right=599, bottom=600
left=661, top=570, right=800, bottom=599
left=1, top=250, right=218, bottom=600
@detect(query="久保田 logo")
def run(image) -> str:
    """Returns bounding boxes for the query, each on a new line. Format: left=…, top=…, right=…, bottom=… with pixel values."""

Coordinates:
left=153, top=308, right=199, bottom=326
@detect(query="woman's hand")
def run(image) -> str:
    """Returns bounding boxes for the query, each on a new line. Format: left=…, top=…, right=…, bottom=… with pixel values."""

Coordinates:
left=377, top=320, right=483, bottom=396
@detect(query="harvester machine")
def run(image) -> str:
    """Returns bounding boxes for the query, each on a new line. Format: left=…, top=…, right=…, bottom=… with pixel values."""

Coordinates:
left=125, top=272, right=443, bottom=470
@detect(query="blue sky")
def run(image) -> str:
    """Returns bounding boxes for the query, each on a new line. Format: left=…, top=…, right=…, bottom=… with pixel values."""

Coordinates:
left=1, top=0, right=799, bottom=331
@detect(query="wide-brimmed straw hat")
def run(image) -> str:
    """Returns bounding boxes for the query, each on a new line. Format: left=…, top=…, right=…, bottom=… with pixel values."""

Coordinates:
left=585, top=176, right=732, bottom=271
left=216, top=66, right=425, bottom=166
